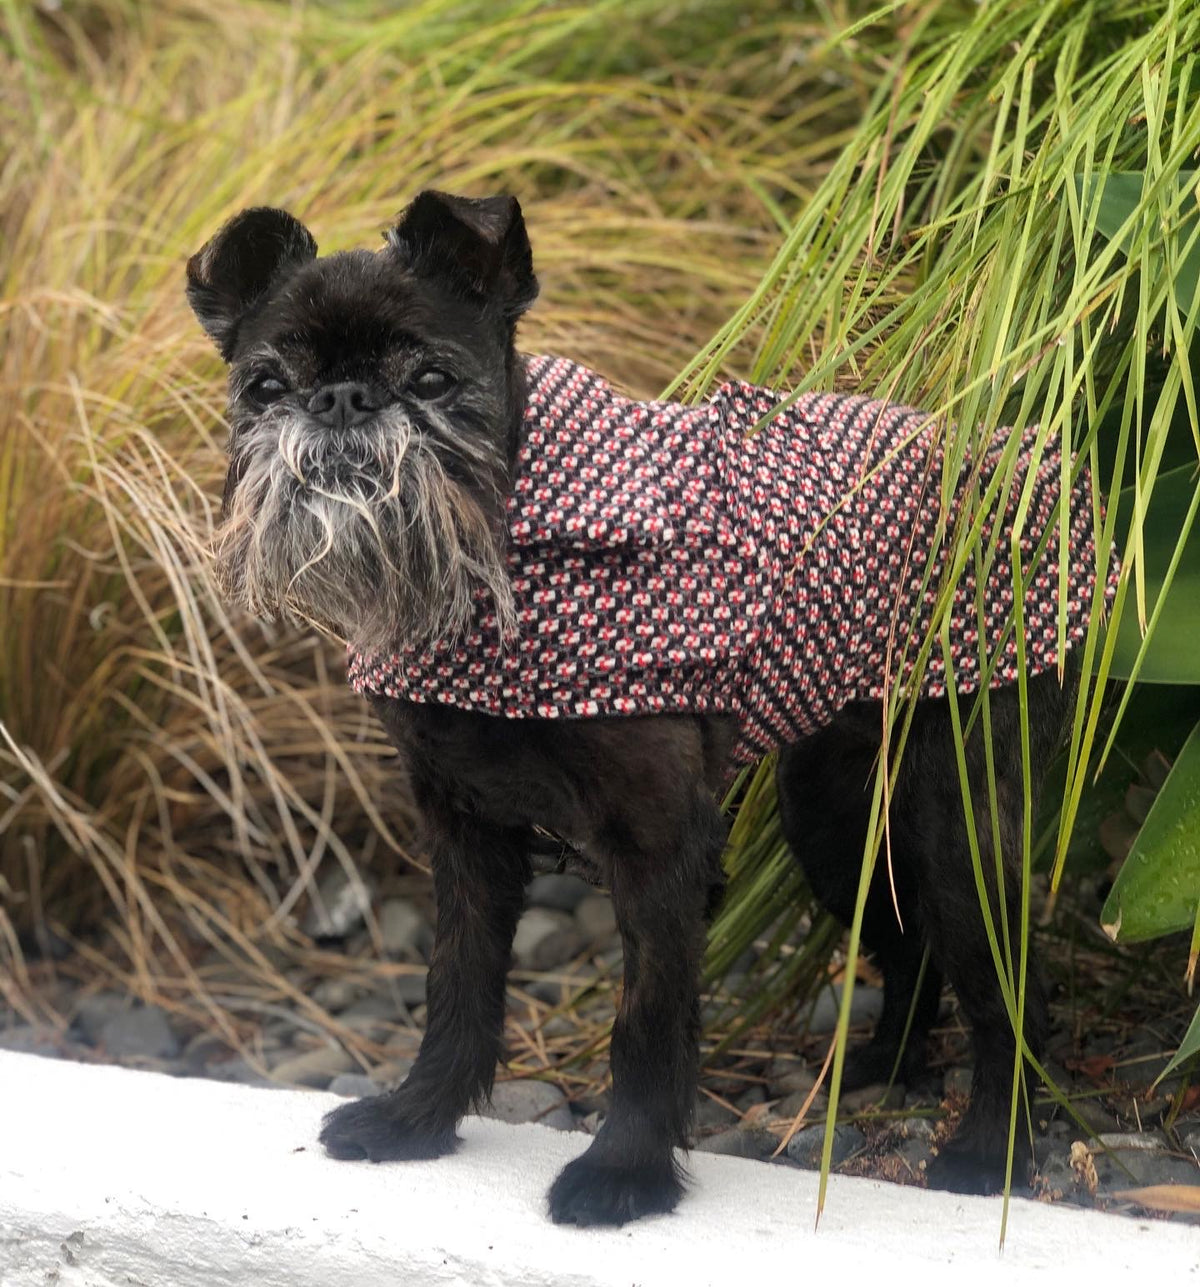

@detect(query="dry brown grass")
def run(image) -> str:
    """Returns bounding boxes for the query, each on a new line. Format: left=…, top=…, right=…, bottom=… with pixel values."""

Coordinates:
left=0, top=0, right=864, bottom=1051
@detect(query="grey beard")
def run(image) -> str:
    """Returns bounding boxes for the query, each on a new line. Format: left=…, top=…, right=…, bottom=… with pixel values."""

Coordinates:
left=214, top=404, right=516, bottom=653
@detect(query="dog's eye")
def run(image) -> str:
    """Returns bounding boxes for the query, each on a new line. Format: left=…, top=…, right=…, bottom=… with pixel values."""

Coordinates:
left=410, top=368, right=456, bottom=400
left=249, top=375, right=288, bottom=402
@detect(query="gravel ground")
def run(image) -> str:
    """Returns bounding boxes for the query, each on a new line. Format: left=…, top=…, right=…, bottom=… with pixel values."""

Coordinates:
left=4, top=868, right=1198, bottom=1227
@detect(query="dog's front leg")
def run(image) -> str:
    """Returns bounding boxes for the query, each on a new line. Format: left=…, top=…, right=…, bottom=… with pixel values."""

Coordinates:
left=320, top=789, right=530, bottom=1162
left=548, top=789, right=726, bottom=1226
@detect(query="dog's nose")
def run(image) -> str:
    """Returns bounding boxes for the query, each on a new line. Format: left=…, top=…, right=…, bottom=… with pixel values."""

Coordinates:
left=307, top=382, right=379, bottom=429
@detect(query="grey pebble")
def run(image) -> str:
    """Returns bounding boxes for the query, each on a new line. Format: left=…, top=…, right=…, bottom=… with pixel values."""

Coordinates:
left=99, top=1006, right=180, bottom=1060
left=481, top=1080, right=575, bottom=1130
left=303, top=869, right=376, bottom=940
left=204, top=1055, right=277, bottom=1089
left=390, top=971, right=428, bottom=1007
left=328, top=1073, right=382, bottom=1098
left=770, top=1088, right=828, bottom=1124
left=1090, top=1133, right=1199, bottom=1189
left=575, top=894, right=617, bottom=941
left=696, top=1096, right=737, bottom=1132
left=311, top=978, right=369, bottom=1012
left=1034, top=1139, right=1077, bottom=1191
left=1094, top=1130, right=1168, bottom=1151
left=521, top=977, right=572, bottom=1006
left=806, top=984, right=884, bottom=1034
left=1063, top=1097, right=1121, bottom=1136
left=378, top=898, right=428, bottom=960
left=512, top=908, right=584, bottom=971
left=527, top=873, right=593, bottom=913
left=270, top=1045, right=355, bottom=1087
left=763, top=1057, right=817, bottom=1098
left=898, top=1115, right=937, bottom=1142
left=785, top=1123, right=866, bottom=1169
left=0, top=1025, right=60, bottom=1057
left=577, top=1109, right=606, bottom=1136
left=840, top=1081, right=906, bottom=1114
left=695, top=1126, right=779, bottom=1160
left=73, top=991, right=130, bottom=1045
left=371, top=1057, right=415, bottom=1087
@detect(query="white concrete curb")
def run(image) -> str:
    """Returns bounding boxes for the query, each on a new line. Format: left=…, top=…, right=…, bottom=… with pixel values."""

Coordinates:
left=1, top=1050, right=1196, bottom=1285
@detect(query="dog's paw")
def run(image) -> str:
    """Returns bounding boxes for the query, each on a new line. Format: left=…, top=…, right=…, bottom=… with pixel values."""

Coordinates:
left=925, top=1136, right=1029, bottom=1195
left=548, top=1151, right=684, bottom=1227
left=319, top=1092, right=457, bottom=1163
left=840, top=1037, right=928, bottom=1091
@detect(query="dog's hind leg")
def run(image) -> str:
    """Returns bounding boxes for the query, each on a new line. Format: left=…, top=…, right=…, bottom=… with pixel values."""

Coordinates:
left=777, top=715, right=942, bottom=1090
left=903, top=674, right=1069, bottom=1193
left=547, top=780, right=727, bottom=1226
left=319, top=774, right=530, bottom=1162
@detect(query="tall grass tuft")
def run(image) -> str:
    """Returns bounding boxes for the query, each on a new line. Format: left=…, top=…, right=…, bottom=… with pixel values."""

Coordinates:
left=686, top=0, right=1200, bottom=1222
left=0, top=0, right=866, bottom=1041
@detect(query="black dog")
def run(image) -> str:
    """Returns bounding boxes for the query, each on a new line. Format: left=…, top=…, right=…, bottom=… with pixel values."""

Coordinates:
left=187, top=191, right=1115, bottom=1225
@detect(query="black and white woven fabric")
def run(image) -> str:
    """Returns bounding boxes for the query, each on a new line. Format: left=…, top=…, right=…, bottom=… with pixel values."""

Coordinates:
left=349, top=355, right=1119, bottom=764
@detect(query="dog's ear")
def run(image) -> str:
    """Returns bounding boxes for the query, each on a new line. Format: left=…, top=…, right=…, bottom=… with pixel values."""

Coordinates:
left=385, top=191, right=538, bottom=319
left=186, top=208, right=318, bottom=359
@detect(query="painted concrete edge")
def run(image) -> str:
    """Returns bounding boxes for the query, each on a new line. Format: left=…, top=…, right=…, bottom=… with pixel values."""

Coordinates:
left=0, top=1050, right=1196, bottom=1286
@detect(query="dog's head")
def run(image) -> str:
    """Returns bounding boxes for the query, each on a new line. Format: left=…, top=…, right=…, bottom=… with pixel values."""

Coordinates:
left=186, top=190, right=537, bottom=651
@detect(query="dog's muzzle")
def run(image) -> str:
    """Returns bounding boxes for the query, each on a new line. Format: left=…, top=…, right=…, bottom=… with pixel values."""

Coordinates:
left=214, top=406, right=514, bottom=652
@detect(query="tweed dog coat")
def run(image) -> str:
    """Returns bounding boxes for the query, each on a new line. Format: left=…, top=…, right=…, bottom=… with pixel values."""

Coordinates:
left=349, top=356, right=1120, bottom=764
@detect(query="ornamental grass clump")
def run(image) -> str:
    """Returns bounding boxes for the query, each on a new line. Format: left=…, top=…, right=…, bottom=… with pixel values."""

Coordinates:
left=0, top=0, right=851, bottom=1044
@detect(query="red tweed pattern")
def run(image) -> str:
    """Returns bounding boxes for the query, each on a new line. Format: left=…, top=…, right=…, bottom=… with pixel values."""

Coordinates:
left=349, top=356, right=1119, bottom=765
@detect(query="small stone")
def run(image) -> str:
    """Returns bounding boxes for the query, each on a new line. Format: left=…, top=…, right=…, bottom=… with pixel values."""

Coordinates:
left=371, top=1057, right=414, bottom=1087
left=183, top=1031, right=232, bottom=1071
left=841, top=1081, right=906, bottom=1114
left=0, top=1025, right=60, bottom=1057
left=732, top=1084, right=767, bottom=1113
left=1034, top=1139, right=1077, bottom=1192
left=99, top=1006, right=180, bottom=1060
left=302, top=869, right=376, bottom=941
left=897, top=1138, right=933, bottom=1177
left=538, top=1015, right=577, bottom=1039
left=205, top=1055, right=276, bottom=1088
left=806, top=984, right=884, bottom=1034
left=1088, top=1132, right=1199, bottom=1189
left=522, top=977, right=569, bottom=1006
left=311, top=978, right=369, bottom=1011
left=378, top=898, right=427, bottom=960
left=1094, top=1130, right=1168, bottom=1151
left=898, top=1116, right=937, bottom=1142
left=1063, top=1098, right=1120, bottom=1136
left=270, top=1046, right=355, bottom=1087
left=785, top=1123, right=865, bottom=1169
left=695, top=1126, right=779, bottom=1160
left=577, top=1110, right=606, bottom=1136
left=943, top=1066, right=974, bottom=1099
left=482, top=1080, right=574, bottom=1130
left=763, top=1057, right=817, bottom=1098
left=696, top=1096, right=737, bottom=1132
left=512, top=908, right=584, bottom=971
left=342, top=995, right=401, bottom=1022
left=391, top=971, right=428, bottom=1007
left=328, top=1073, right=382, bottom=1098
left=575, top=895, right=618, bottom=941
left=73, top=992, right=129, bottom=1045
left=770, top=1088, right=829, bottom=1124
left=339, top=993, right=404, bottom=1045
left=1180, top=1126, right=1200, bottom=1155
left=527, top=873, right=592, bottom=913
